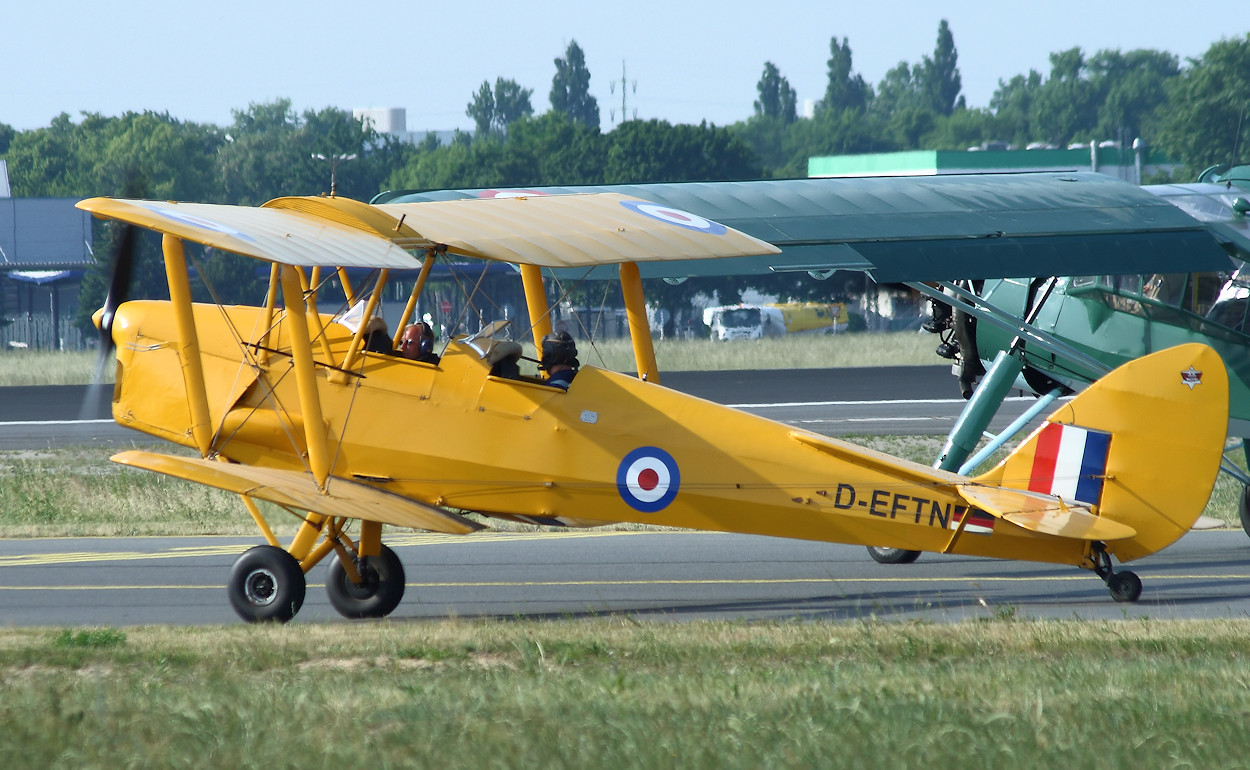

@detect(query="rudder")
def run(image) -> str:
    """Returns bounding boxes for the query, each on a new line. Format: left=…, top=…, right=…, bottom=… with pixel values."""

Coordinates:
left=973, top=343, right=1228, bottom=562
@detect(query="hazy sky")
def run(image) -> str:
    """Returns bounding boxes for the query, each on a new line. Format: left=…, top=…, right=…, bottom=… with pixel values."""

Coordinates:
left=4, top=1, right=1245, bottom=133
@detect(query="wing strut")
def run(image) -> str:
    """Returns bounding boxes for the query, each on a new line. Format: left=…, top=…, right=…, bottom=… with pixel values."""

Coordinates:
left=335, top=268, right=389, bottom=381
left=394, top=250, right=437, bottom=348
left=521, top=263, right=554, bottom=348
left=279, top=264, right=332, bottom=492
left=620, top=262, right=659, bottom=383
left=163, top=235, right=214, bottom=457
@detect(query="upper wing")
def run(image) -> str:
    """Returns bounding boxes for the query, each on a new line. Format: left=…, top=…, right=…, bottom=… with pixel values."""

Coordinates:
left=78, top=192, right=778, bottom=269
left=77, top=197, right=426, bottom=270
left=1142, top=182, right=1250, bottom=262
left=378, top=173, right=1235, bottom=282
left=375, top=193, right=779, bottom=267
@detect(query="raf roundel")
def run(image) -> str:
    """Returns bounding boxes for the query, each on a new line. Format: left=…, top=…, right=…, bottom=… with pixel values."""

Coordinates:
left=617, top=447, right=681, bottom=513
left=619, top=199, right=727, bottom=235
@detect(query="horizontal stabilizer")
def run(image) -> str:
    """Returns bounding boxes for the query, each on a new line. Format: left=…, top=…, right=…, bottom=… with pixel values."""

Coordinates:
left=112, top=450, right=484, bottom=535
left=958, top=485, right=1136, bottom=541
left=789, top=430, right=962, bottom=486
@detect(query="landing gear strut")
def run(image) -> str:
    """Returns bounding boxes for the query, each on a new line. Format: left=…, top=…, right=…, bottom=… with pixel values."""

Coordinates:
left=1091, top=542, right=1142, bottom=603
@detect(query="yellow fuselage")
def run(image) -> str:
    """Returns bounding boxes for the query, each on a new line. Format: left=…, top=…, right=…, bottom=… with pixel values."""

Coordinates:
left=105, top=300, right=1168, bottom=567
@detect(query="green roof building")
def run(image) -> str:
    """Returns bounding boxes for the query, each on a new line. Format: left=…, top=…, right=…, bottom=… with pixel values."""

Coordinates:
left=809, top=142, right=1177, bottom=184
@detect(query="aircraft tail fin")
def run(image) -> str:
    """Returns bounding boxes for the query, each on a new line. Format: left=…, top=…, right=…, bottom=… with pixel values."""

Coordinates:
left=971, top=343, right=1227, bottom=562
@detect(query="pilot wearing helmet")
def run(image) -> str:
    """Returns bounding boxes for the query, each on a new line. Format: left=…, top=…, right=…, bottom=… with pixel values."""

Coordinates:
left=540, top=330, right=579, bottom=389
left=398, top=322, right=440, bottom=365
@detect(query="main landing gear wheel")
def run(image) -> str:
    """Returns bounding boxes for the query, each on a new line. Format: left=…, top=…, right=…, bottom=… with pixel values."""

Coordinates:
left=228, top=545, right=306, bottom=623
left=1237, top=484, right=1250, bottom=538
left=866, top=546, right=921, bottom=564
left=326, top=544, right=406, bottom=619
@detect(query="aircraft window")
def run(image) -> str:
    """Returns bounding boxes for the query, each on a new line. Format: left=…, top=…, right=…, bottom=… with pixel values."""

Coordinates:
left=1142, top=274, right=1187, bottom=306
left=1105, top=275, right=1142, bottom=314
left=1182, top=272, right=1224, bottom=316
left=1070, top=276, right=1099, bottom=289
left=1206, top=273, right=1250, bottom=333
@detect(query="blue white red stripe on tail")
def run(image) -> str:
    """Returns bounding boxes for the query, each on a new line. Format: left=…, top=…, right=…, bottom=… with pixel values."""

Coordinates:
left=1027, top=423, right=1111, bottom=506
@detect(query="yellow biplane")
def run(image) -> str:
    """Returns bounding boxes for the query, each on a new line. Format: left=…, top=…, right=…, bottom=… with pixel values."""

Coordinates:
left=77, top=191, right=1229, bottom=622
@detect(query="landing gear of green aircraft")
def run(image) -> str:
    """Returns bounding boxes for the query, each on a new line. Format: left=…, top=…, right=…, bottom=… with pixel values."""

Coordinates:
left=1237, top=484, right=1250, bottom=538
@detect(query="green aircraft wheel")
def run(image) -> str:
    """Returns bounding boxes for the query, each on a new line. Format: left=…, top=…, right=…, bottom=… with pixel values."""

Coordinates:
left=1238, top=485, right=1250, bottom=538
left=866, top=546, right=922, bottom=564
left=227, top=545, right=306, bottom=623
left=1107, top=571, right=1142, bottom=603
left=326, top=544, right=406, bottom=619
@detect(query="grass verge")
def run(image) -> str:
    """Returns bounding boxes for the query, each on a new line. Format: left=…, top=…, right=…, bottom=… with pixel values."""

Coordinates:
left=2, top=618, right=1249, bottom=767
left=0, top=332, right=940, bottom=386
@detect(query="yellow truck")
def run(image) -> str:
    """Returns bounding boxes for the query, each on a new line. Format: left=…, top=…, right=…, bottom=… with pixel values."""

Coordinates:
left=702, top=302, right=849, bottom=341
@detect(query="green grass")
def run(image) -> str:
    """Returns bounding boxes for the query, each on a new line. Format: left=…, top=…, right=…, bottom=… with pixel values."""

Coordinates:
left=2, top=619, right=1250, bottom=768
left=0, top=350, right=112, bottom=387
left=0, top=332, right=940, bottom=386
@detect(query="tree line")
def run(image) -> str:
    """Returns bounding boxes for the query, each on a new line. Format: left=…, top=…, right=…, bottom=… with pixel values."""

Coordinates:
left=1, top=30, right=1247, bottom=327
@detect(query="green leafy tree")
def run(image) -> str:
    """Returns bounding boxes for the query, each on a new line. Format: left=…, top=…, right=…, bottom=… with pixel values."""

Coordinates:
left=4, top=111, right=219, bottom=199
left=1089, top=49, right=1179, bottom=141
left=550, top=40, right=600, bottom=128
left=924, top=107, right=1000, bottom=150
left=467, top=82, right=496, bottom=137
left=604, top=119, right=761, bottom=184
left=871, top=62, right=932, bottom=148
left=1157, top=35, right=1250, bottom=173
left=467, top=78, right=534, bottom=138
left=505, top=112, right=605, bottom=185
left=921, top=20, right=964, bottom=116
left=821, top=37, right=872, bottom=114
left=990, top=70, right=1044, bottom=145
left=494, top=79, right=534, bottom=129
left=754, top=61, right=797, bottom=123
left=732, top=115, right=800, bottom=177
left=1032, top=48, right=1099, bottom=146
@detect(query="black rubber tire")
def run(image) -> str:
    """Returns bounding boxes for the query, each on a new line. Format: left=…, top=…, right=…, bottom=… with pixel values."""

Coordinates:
left=1238, top=484, right=1250, bottom=538
left=227, top=545, right=306, bottom=623
left=325, top=544, right=406, bottom=619
left=866, top=546, right=922, bottom=565
left=1108, top=571, right=1143, bottom=603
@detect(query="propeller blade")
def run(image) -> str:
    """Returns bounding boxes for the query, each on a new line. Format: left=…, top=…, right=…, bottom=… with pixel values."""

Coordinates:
left=93, top=224, right=137, bottom=384
left=98, top=224, right=136, bottom=348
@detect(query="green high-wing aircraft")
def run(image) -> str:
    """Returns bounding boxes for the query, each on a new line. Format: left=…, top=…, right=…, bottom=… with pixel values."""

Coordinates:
left=378, top=168, right=1250, bottom=538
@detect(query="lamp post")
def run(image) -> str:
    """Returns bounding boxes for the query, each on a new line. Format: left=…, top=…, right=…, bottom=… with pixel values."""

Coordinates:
left=311, top=152, right=358, bottom=196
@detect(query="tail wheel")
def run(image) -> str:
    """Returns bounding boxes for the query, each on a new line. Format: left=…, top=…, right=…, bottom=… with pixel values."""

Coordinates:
left=1108, top=571, right=1143, bottom=603
left=867, top=546, right=922, bottom=564
left=228, top=545, right=306, bottom=623
left=326, top=544, right=406, bottom=619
